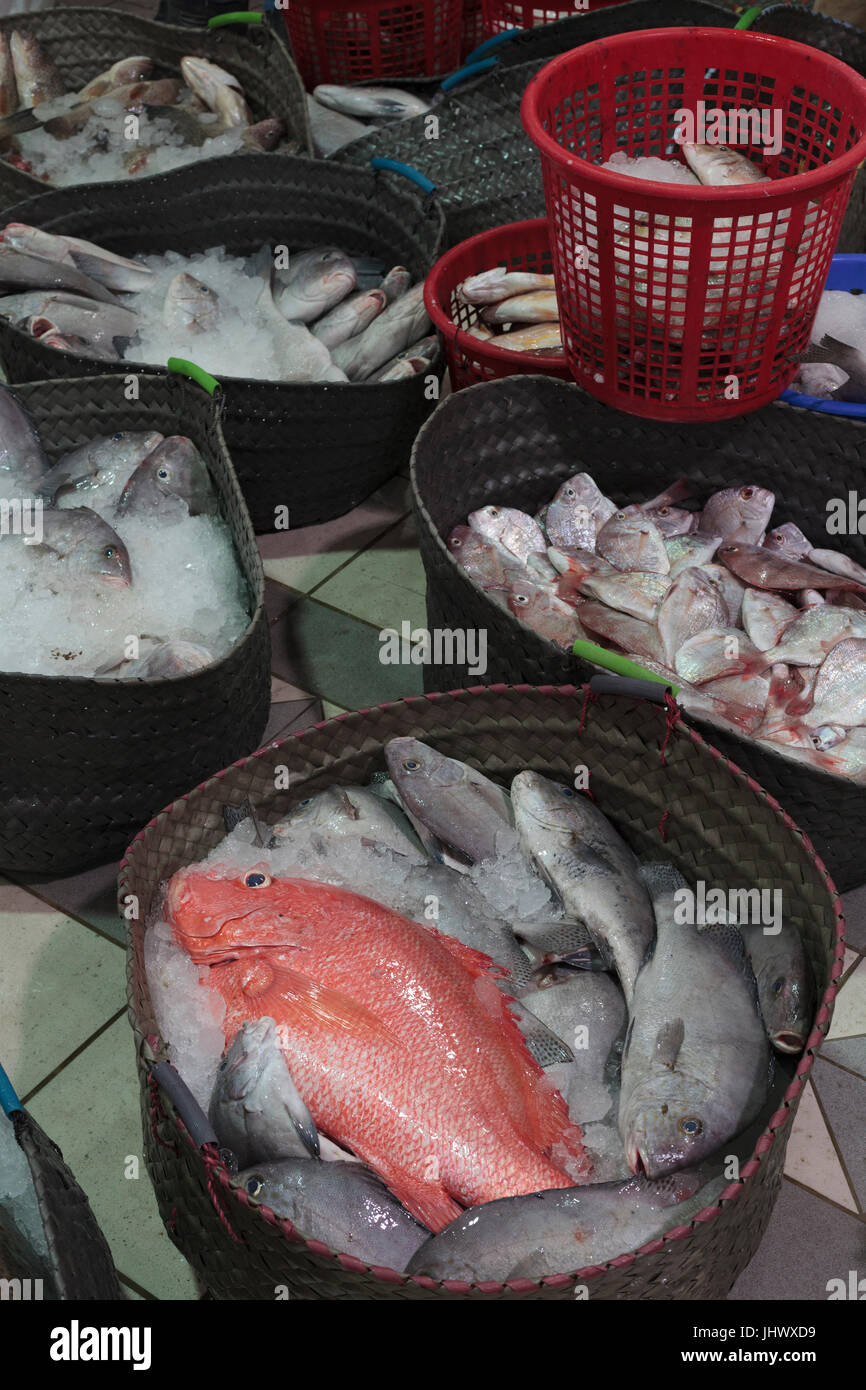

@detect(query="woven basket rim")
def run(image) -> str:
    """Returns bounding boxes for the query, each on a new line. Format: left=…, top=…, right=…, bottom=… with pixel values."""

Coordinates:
left=409, top=373, right=866, bottom=795
left=3, top=373, right=264, bottom=691
left=122, top=682, right=846, bottom=1294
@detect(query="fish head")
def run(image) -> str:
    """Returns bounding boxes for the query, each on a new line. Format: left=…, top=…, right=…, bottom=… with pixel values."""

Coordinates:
left=763, top=523, right=811, bottom=559
left=467, top=505, right=532, bottom=550
left=165, top=863, right=307, bottom=960
left=385, top=737, right=465, bottom=796
left=620, top=1081, right=716, bottom=1179
left=119, top=437, right=214, bottom=516
left=702, top=486, right=775, bottom=542
left=645, top=504, right=698, bottom=538
left=63, top=509, right=132, bottom=586
left=218, top=1017, right=279, bottom=1101
left=761, top=965, right=812, bottom=1055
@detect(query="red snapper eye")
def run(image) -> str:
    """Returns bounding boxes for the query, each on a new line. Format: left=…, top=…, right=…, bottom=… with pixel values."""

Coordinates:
left=243, top=872, right=271, bottom=888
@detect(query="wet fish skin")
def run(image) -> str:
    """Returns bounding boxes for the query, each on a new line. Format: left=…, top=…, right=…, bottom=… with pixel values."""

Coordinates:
left=0, top=34, right=19, bottom=119
left=23, top=506, right=132, bottom=587
left=312, top=287, right=387, bottom=349
left=674, top=626, right=764, bottom=685
left=305, top=94, right=371, bottom=156
left=524, top=971, right=627, bottom=1123
left=447, top=524, right=526, bottom=600
left=657, top=566, right=729, bottom=665
left=276, top=246, right=357, bottom=325
left=580, top=569, right=669, bottom=624
left=0, top=289, right=137, bottom=350
left=700, top=485, right=775, bottom=545
left=794, top=638, right=866, bottom=728
left=37, top=430, right=164, bottom=505
left=58, top=236, right=154, bottom=293
left=576, top=601, right=665, bottom=664
left=681, top=141, right=768, bottom=186
left=469, top=504, right=551, bottom=572
left=641, top=504, right=697, bottom=538
left=481, top=290, right=558, bottom=325
left=543, top=476, right=600, bottom=549
left=665, top=531, right=722, bottom=579
left=764, top=606, right=866, bottom=668
left=385, top=736, right=514, bottom=869
left=764, top=523, right=866, bottom=587
left=511, top=772, right=655, bottom=1006
left=0, top=237, right=121, bottom=306
left=121, top=639, right=213, bottom=678
left=596, top=509, right=670, bottom=574
left=458, top=268, right=555, bottom=306
left=495, top=322, right=563, bottom=353
left=271, top=783, right=427, bottom=865
left=619, top=891, right=771, bottom=1177
left=738, top=924, right=814, bottom=1055
left=254, top=251, right=344, bottom=383
left=700, top=562, right=747, bottom=628
left=116, top=436, right=216, bottom=518
left=10, top=32, right=64, bottom=109
left=719, top=542, right=866, bottom=595
left=312, top=83, right=429, bottom=121
left=0, top=380, right=48, bottom=491
left=163, top=272, right=219, bottom=336
left=331, top=282, right=429, bottom=382
left=210, top=1018, right=319, bottom=1167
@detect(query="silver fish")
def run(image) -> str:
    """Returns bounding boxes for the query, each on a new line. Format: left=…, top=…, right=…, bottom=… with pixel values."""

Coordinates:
left=312, top=83, right=430, bottom=121
left=276, top=246, right=357, bottom=325
left=674, top=627, right=764, bottom=685
left=699, top=563, right=747, bottom=628
left=580, top=569, right=670, bottom=624
left=0, top=290, right=138, bottom=351
left=481, top=290, right=558, bottom=326
left=312, top=287, right=387, bottom=349
left=385, top=736, right=514, bottom=869
left=379, top=266, right=412, bottom=304
left=163, top=272, right=219, bottom=336
left=764, top=522, right=866, bottom=586
left=305, top=94, right=372, bottom=157
left=511, top=772, right=655, bottom=1006
left=271, top=784, right=427, bottom=863
left=0, top=380, right=48, bottom=492
left=120, top=640, right=214, bottom=679
left=738, top=924, right=814, bottom=1055
left=596, top=510, right=670, bottom=574
left=458, top=268, right=555, bottom=307
left=798, top=334, right=866, bottom=404
left=117, top=436, right=216, bottom=518
left=468, top=504, right=552, bottom=573
left=764, top=606, right=866, bottom=668
left=0, top=238, right=120, bottom=305
left=37, top=430, right=164, bottom=506
left=255, top=252, right=345, bottom=384
left=699, top=485, right=775, bottom=546
left=665, top=532, right=722, bottom=579
left=576, top=602, right=665, bottom=664
left=657, top=566, right=730, bottom=665
left=524, top=972, right=627, bottom=1125
left=741, top=588, right=800, bottom=652
left=210, top=1018, right=319, bottom=1167
left=331, top=282, right=429, bottom=382
left=22, top=506, right=132, bottom=587
left=797, top=638, right=866, bottom=728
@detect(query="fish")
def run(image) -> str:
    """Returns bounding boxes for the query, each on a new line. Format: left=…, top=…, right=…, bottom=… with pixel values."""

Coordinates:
left=77, top=56, right=154, bottom=103
left=699, top=486, right=775, bottom=545
left=548, top=546, right=618, bottom=583
left=794, top=638, right=866, bottom=728
left=719, top=542, right=866, bottom=595
left=506, top=576, right=587, bottom=649
left=0, top=34, right=19, bottom=119
left=54, top=236, right=154, bottom=293
left=665, top=532, right=722, bottom=579
left=657, top=566, right=730, bottom=665
left=495, top=322, right=563, bottom=353
left=312, top=84, right=430, bottom=121
left=305, top=94, right=372, bottom=157
left=21, top=506, right=132, bottom=588
left=276, top=246, right=357, bottom=325
left=681, top=141, right=768, bottom=186
left=763, top=523, right=866, bottom=586
left=0, top=290, right=138, bottom=352
left=481, top=290, right=558, bottom=326
left=674, top=627, right=764, bottom=685
left=618, top=888, right=771, bottom=1177
left=385, top=736, right=514, bottom=869
left=798, top=334, right=866, bottom=404
left=166, top=868, right=591, bottom=1230
left=331, top=283, right=429, bottom=382
left=468, top=504, right=551, bottom=573
left=367, top=334, right=438, bottom=383
left=576, top=602, right=665, bottom=663
left=524, top=972, right=627, bottom=1125
left=458, top=268, right=556, bottom=306
left=447, top=524, right=525, bottom=602
left=540, top=476, right=602, bottom=550
left=180, top=57, right=251, bottom=128
left=0, top=237, right=120, bottom=306
left=405, top=1168, right=719, bottom=1283
left=252, top=250, right=345, bottom=384
left=379, top=266, right=412, bottom=304
left=9, top=32, right=65, bottom=109
left=116, top=436, right=216, bottom=517
left=270, top=784, right=427, bottom=864
left=640, top=504, right=697, bottom=538
left=35, top=324, right=118, bottom=360
left=579, top=569, right=670, bottom=624
left=163, top=272, right=219, bottom=336
left=118, top=639, right=214, bottom=678
left=511, top=772, right=655, bottom=1006
left=209, top=1018, right=319, bottom=1167
left=0, top=380, right=48, bottom=492
left=236, top=1159, right=430, bottom=1269
left=596, top=509, right=670, bottom=574
left=737, top=924, right=814, bottom=1055
left=36, top=430, right=164, bottom=505
left=763, top=606, right=866, bottom=668
left=311, top=287, right=387, bottom=349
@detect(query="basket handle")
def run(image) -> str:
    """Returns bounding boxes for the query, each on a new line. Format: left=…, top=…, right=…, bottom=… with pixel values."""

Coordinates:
left=167, top=357, right=222, bottom=396
left=207, top=10, right=264, bottom=27
left=735, top=4, right=768, bottom=30
left=150, top=1061, right=220, bottom=1150
left=463, top=29, right=524, bottom=66
left=440, top=58, right=499, bottom=93
left=573, top=639, right=681, bottom=701
left=0, top=1060, right=22, bottom=1118
left=370, top=157, right=436, bottom=196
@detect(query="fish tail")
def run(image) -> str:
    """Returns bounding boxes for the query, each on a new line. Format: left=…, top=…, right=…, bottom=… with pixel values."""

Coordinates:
left=362, top=1155, right=463, bottom=1235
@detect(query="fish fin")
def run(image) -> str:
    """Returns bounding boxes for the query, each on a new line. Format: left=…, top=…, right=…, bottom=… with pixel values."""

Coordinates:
left=509, top=1000, right=574, bottom=1066
left=221, top=797, right=266, bottom=847
left=424, top=924, right=506, bottom=980
left=352, top=1151, right=459, bottom=1234
left=654, top=1018, right=684, bottom=1070
left=798, top=334, right=853, bottom=366
left=240, top=960, right=399, bottom=1051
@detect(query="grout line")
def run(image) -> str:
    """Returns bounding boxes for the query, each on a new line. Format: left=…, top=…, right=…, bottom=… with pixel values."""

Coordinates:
left=118, top=1272, right=159, bottom=1302
left=809, top=1065, right=864, bottom=1217
left=2, top=872, right=125, bottom=950
left=818, top=1053, right=866, bottom=1084
left=21, top=1007, right=127, bottom=1106
left=784, top=1173, right=866, bottom=1223
left=304, top=510, right=413, bottom=599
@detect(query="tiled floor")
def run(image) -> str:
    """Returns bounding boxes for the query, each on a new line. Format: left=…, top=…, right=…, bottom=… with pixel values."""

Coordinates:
left=0, top=475, right=864, bottom=1301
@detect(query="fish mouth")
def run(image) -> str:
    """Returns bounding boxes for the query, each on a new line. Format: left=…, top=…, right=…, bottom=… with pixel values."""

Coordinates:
left=772, top=1030, right=805, bottom=1054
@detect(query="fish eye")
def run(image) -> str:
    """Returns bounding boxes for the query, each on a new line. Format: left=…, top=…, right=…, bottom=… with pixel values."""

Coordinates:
left=741, top=487, right=754, bottom=499
left=243, top=872, right=270, bottom=888
left=450, top=537, right=461, bottom=548
left=157, top=467, right=170, bottom=481
left=560, top=786, right=576, bottom=798
left=772, top=976, right=785, bottom=996
left=564, top=486, right=575, bottom=498
left=656, top=506, right=670, bottom=516
left=402, top=758, right=422, bottom=772
left=678, top=1117, right=703, bottom=1136
left=720, top=545, right=737, bottom=554
left=245, top=1176, right=264, bottom=1197
left=297, top=797, right=312, bottom=808
left=103, top=546, right=116, bottom=558
left=111, top=432, right=124, bottom=441
left=513, top=592, right=529, bottom=604
left=486, top=507, right=499, bottom=517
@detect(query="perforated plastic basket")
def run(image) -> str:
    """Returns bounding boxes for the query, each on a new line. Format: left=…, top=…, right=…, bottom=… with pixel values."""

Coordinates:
left=284, top=0, right=464, bottom=87
left=521, top=27, right=866, bottom=421
left=482, top=0, right=631, bottom=37
left=781, top=253, right=866, bottom=418
left=462, top=0, right=486, bottom=58
left=425, top=216, right=572, bottom=387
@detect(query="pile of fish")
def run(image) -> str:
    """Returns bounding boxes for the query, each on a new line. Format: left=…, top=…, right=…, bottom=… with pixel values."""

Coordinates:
left=0, top=380, right=248, bottom=678
left=449, top=475, right=866, bottom=781
left=0, top=35, right=290, bottom=186
left=457, top=268, right=564, bottom=357
left=306, top=83, right=429, bottom=158
left=792, top=288, right=866, bottom=403
left=147, top=736, right=812, bottom=1280
left=0, top=221, right=435, bottom=384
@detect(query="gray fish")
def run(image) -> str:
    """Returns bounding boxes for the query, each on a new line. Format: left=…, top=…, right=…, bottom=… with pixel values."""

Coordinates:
left=596, top=509, right=670, bottom=574
left=276, top=246, right=356, bottom=325
left=305, top=94, right=372, bottom=157
left=312, top=287, right=387, bottom=349
left=700, top=485, right=775, bottom=545
left=738, top=923, right=814, bottom=1055
left=124, top=640, right=214, bottom=678
left=210, top=1018, right=319, bottom=1168
left=0, top=380, right=48, bottom=492
left=331, top=282, right=429, bottom=382
left=511, top=772, right=655, bottom=1006
left=116, top=436, right=216, bottom=517
left=22, top=506, right=132, bottom=587
left=525, top=972, right=627, bottom=1126
left=236, top=1159, right=430, bottom=1269
left=312, top=83, right=430, bottom=121
left=59, top=236, right=154, bottom=294
left=0, top=291, right=138, bottom=351
left=270, top=784, right=427, bottom=864
left=163, top=272, right=219, bottom=336
left=618, top=891, right=771, bottom=1177
left=0, top=240, right=120, bottom=306
left=405, top=1168, right=720, bottom=1282
left=379, top=266, right=412, bottom=304
left=37, top=430, right=164, bottom=505
left=385, top=736, right=514, bottom=869
left=253, top=251, right=345, bottom=383
left=10, top=32, right=64, bottom=108
left=795, top=638, right=866, bottom=728
left=798, top=334, right=866, bottom=404
left=402, top=859, right=537, bottom=989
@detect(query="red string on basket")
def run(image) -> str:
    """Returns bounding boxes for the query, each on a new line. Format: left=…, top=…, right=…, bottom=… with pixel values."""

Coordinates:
left=658, top=809, right=670, bottom=842
left=203, top=1148, right=246, bottom=1245
left=149, top=1075, right=178, bottom=1155
left=659, top=692, right=682, bottom=768
left=578, top=686, right=598, bottom=734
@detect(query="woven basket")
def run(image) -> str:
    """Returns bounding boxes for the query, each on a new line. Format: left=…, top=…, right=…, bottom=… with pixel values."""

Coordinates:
left=0, top=155, right=446, bottom=532
left=121, top=685, right=844, bottom=1300
left=0, top=8, right=311, bottom=209
left=412, top=374, right=866, bottom=892
left=0, top=373, right=270, bottom=876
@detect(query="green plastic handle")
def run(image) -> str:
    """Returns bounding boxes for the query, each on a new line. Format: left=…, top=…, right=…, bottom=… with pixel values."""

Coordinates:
left=167, top=357, right=221, bottom=396
left=735, top=4, right=766, bottom=30
left=208, top=11, right=263, bottom=27
left=572, top=640, right=680, bottom=697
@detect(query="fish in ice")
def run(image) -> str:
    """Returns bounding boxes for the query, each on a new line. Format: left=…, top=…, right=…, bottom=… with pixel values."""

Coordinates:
left=0, top=380, right=48, bottom=492
left=78, top=56, right=154, bottom=103
left=166, top=868, right=591, bottom=1230
left=252, top=251, right=346, bottom=384
left=276, top=246, right=357, bottom=325
left=524, top=971, right=626, bottom=1125
left=209, top=1018, right=319, bottom=1167
left=37, top=430, right=164, bottom=505
left=270, top=783, right=427, bottom=864
left=163, top=272, right=219, bottom=336
left=0, top=237, right=120, bottom=305
left=180, top=57, right=251, bottom=128
left=312, top=84, right=430, bottom=121
left=385, top=736, right=514, bottom=869
left=116, top=436, right=216, bottom=518
left=305, top=94, right=372, bottom=157
left=798, top=334, right=866, bottom=404
left=9, top=32, right=64, bottom=109
left=112, top=639, right=215, bottom=678
left=20, top=506, right=132, bottom=588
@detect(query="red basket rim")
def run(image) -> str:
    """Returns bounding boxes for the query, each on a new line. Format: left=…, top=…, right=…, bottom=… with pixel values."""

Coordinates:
left=521, top=27, right=866, bottom=202
left=424, top=217, right=568, bottom=373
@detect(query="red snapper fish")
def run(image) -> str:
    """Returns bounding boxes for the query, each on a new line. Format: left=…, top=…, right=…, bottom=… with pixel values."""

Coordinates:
left=166, top=866, right=591, bottom=1231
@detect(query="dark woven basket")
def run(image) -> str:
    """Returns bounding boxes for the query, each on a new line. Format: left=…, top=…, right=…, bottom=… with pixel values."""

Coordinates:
left=121, top=685, right=844, bottom=1300
left=0, top=156, right=446, bottom=532
left=412, top=375, right=866, bottom=893
left=331, top=1, right=739, bottom=245
left=0, top=8, right=311, bottom=209
left=0, top=373, right=270, bottom=876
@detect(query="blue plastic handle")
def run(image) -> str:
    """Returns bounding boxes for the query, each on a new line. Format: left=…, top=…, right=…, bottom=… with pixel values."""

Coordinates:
left=440, top=57, right=499, bottom=92
left=370, top=157, right=436, bottom=195
left=463, top=28, right=524, bottom=65
left=0, top=1061, right=22, bottom=1118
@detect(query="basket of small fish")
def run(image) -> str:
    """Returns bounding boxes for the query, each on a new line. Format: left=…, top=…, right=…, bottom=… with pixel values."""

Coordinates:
left=121, top=683, right=843, bottom=1300
left=521, top=26, right=866, bottom=420
left=0, top=368, right=270, bottom=876
left=425, top=217, right=573, bottom=386
left=413, top=373, right=866, bottom=892
left=784, top=254, right=866, bottom=415
left=0, top=154, right=445, bottom=532
left=283, top=0, right=464, bottom=90
left=0, top=9, right=309, bottom=208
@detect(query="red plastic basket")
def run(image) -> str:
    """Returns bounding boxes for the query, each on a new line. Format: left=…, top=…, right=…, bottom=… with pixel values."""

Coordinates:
left=284, top=0, right=464, bottom=88
left=521, top=27, right=866, bottom=421
left=424, top=217, right=574, bottom=389
left=461, top=0, right=486, bottom=59
left=482, top=0, right=631, bottom=37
